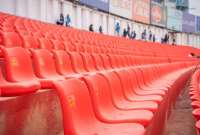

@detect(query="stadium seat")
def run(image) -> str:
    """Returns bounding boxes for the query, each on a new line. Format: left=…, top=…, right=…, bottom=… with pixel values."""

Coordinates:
left=68, top=52, right=87, bottom=73
left=51, top=39, right=65, bottom=50
left=21, top=35, right=39, bottom=48
left=0, top=31, right=23, bottom=47
left=101, top=71, right=158, bottom=112
left=53, top=79, right=146, bottom=135
left=0, top=66, right=40, bottom=96
left=38, top=38, right=54, bottom=50
left=52, top=50, right=75, bottom=76
left=80, top=53, right=97, bottom=72
left=82, top=74, right=154, bottom=126
left=30, top=49, right=65, bottom=80
left=92, top=54, right=105, bottom=71
left=0, top=46, right=59, bottom=88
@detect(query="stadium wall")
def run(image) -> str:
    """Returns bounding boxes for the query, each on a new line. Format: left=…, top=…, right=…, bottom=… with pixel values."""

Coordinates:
left=0, top=0, right=200, bottom=47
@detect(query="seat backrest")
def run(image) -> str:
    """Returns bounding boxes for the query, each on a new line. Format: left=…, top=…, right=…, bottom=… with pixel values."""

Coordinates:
left=108, top=55, right=118, bottom=68
left=68, top=52, right=87, bottom=73
left=39, top=38, right=54, bottom=50
left=1, top=47, right=37, bottom=81
left=115, top=69, right=139, bottom=97
left=54, top=79, right=98, bottom=134
left=100, top=54, right=112, bottom=70
left=51, top=39, right=65, bottom=50
left=132, top=67, right=147, bottom=87
left=101, top=71, right=126, bottom=104
left=0, top=32, right=22, bottom=47
left=22, top=35, right=39, bottom=49
left=80, top=53, right=97, bottom=72
left=31, top=49, right=59, bottom=78
left=53, top=50, right=75, bottom=75
left=91, top=54, right=105, bottom=70
left=83, top=74, right=114, bottom=113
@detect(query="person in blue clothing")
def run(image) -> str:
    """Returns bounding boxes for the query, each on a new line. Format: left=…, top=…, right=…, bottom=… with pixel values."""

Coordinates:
left=65, top=14, right=71, bottom=27
left=115, top=22, right=120, bottom=36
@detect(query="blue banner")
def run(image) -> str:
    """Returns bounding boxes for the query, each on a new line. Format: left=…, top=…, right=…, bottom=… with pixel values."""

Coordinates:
left=79, top=0, right=109, bottom=12
left=196, top=16, right=200, bottom=32
left=182, top=12, right=196, bottom=33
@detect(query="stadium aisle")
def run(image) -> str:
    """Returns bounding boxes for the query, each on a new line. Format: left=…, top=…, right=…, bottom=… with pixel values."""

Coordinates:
left=164, top=81, right=196, bottom=135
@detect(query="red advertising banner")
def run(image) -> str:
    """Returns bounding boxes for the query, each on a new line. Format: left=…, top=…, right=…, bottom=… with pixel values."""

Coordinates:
left=132, top=0, right=150, bottom=24
left=151, top=1, right=166, bottom=27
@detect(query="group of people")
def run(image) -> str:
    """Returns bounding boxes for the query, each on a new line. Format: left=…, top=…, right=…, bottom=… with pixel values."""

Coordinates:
left=89, top=24, right=103, bottom=33
left=56, top=13, right=71, bottom=27
left=115, top=23, right=156, bottom=42
left=141, top=29, right=156, bottom=42
left=56, top=13, right=176, bottom=45
left=115, top=23, right=137, bottom=40
left=161, top=34, right=170, bottom=44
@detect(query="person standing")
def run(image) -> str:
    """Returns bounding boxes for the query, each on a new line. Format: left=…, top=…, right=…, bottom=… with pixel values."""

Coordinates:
left=89, top=24, right=94, bottom=32
left=153, top=35, right=156, bottom=42
left=56, top=13, right=64, bottom=25
left=131, top=31, right=136, bottom=39
left=127, top=24, right=131, bottom=37
left=115, top=22, right=120, bottom=36
left=65, top=14, right=71, bottom=27
left=172, top=38, right=176, bottom=45
left=123, top=28, right=128, bottom=38
left=99, top=26, right=103, bottom=34
left=141, top=29, right=147, bottom=41
left=148, top=30, right=152, bottom=41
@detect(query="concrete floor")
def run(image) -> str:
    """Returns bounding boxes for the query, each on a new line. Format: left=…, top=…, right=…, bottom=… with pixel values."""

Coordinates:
left=164, top=82, right=197, bottom=135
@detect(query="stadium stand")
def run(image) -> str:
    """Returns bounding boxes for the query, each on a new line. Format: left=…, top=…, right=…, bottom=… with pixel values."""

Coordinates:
left=0, top=12, right=200, bottom=135
left=189, top=69, right=200, bottom=135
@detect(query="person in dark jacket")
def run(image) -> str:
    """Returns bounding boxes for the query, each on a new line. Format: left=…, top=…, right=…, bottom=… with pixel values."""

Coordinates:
left=123, top=28, right=128, bottom=38
left=149, top=31, right=152, bottom=41
left=141, top=29, right=147, bottom=40
left=153, top=35, right=156, bottom=42
left=56, top=13, right=64, bottom=25
left=130, top=31, right=136, bottom=39
left=127, top=24, right=131, bottom=37
left=89, top=24, right=94, bottom=32
left=99, top=26, right=103, bottom=33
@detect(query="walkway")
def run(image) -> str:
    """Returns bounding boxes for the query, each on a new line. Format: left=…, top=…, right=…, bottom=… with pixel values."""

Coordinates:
left=164, top=82, right=196, bottom=135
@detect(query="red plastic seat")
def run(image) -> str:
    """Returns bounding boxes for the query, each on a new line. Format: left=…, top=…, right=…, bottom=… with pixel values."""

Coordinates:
left=196, top=120, right=200, bottom=135
left=21, top=35, right=39, bottom=49
left=0, top=32, right=23, bottom=47
left=31, top=49, right=65, bottom=80
left=0, top=47, right=38, bottom=82
left=38, top=38, right=54, bottom=50
left=92, top=54, right=105, bottom=71
left=100, top=54, right=112, bottom=70
left=68, top=52, right=87, bottom=73
left=51, top=39, right=65, bottom=50
left=1, top=46, right=59, bottom=88
left=80, top=53, right=97, bottom=72
left=53, top=79, right=146, bottom=135
left=83, top=74, right=153, bottom=126
left=193, top=108, right=200, bottom=120
left=109, top=55, right=119, bottom=68
left=101, top=71, right=158, bottom=112
left=0, top=67, right=40, bottom=96
left=52, top=50, right=75, bottom=76
left=114, top=69, right=163, bottom=103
